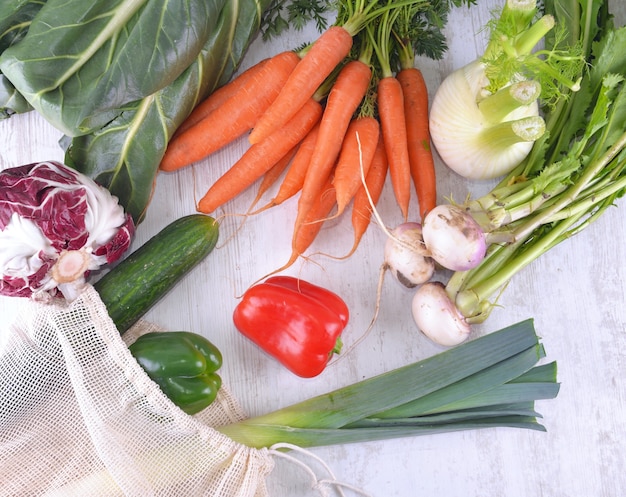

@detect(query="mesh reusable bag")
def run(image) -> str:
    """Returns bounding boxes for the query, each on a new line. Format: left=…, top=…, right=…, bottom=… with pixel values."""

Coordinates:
left=0, top=285, right=275, bottom=496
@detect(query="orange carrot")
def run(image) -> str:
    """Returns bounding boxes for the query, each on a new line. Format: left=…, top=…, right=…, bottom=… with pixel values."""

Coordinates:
left=174, top=58, right=270, bottom=137
left=276, top=174, right=337, bottom=273
left=397, top=67, right=437, bottom=220
left=196, top=98, right=322, bottom=214
left=251, top=122, right=321, bottom=214
left=346, top=135, right=388, bottom=257
left=332, top=115, right=380, bottom=216
left=292, top=59, right=372, bottom=244
left=160, top=51, right=300, bottom=172
left=247, top=145, right=298, bottom=213
left=248, top=25, right=354, bottom=145
left=377, top=75, right=411, bottom=221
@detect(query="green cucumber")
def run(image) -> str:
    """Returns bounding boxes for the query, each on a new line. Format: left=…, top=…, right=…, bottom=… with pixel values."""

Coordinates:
left=94, top=214, right=219, bottom=334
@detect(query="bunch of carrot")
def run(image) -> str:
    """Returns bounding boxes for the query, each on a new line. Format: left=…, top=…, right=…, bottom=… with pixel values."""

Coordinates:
left=159, top=1, right=439, bottom=270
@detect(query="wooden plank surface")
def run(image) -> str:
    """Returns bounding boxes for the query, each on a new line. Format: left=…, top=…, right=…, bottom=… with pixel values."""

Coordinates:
left=1, top=2, right=625, bottom=495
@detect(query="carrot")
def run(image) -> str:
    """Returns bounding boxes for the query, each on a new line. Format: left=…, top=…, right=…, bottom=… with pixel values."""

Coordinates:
left=248, top=25, right=354, bottom=145
left=173, top=58, right=270, bottom=137
left=292, top=58, right=372, bottom=245
left=196, top=98, right=323, bottom=214
left=346, top=134, right=388, bottom=257
left=332, top=115, right=380, bottom=216
left=160, top=51, right=300, bottom=172
left=397, top=67, right=437, bottom=221
left=251, top=122, right=321, bottom=214
left=378, top=75, right=411, bottom=222
left=275, top=174, right=337, bottom=273
left=247, top=145, right=298, bottom=213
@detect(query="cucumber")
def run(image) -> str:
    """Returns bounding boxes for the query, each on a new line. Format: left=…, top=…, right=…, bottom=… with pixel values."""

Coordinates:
left=94, top=214, right=219, bottom=334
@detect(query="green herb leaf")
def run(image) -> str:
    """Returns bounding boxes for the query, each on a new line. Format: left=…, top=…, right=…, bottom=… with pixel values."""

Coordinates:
left=260, top=0, right=335, bottom=40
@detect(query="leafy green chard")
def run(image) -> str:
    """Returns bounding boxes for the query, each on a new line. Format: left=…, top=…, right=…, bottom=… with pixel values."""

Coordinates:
left=64, top=0, right=273, bottom=223
left=442, top=0, right=626, bottom=323
left=0, top=0, right=44, bottom=117
left=0, top=0, right=227, bottom=137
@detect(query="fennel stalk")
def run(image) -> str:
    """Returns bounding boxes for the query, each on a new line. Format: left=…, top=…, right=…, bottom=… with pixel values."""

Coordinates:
left=448, top=0, right=626, bottom=323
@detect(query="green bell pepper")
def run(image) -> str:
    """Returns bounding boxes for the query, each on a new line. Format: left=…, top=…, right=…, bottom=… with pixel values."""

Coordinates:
left=128, top=331, right=222, bottom=415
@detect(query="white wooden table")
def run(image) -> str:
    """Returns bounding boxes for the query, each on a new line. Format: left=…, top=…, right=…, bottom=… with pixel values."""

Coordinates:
left=2, top=2, right=625, bottom=496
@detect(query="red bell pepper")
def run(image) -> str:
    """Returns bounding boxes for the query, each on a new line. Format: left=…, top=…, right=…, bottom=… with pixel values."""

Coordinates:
left=233, top=276, right=349, bottom=378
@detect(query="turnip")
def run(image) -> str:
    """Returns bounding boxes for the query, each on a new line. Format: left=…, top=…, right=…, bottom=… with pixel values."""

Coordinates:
left=411, top=281, right=471, bottom=346
left=421, top=204, right=487, bottom=271
left=383, top=222, right=435, bottom=288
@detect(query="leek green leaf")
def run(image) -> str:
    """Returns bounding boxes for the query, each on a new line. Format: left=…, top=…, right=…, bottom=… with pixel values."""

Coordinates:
left=217, top=319, right=560, bottom=450
left=371, top=345, right=546, bottom=419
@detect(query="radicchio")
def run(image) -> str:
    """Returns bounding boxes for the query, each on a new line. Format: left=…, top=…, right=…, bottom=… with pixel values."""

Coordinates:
left=0, top=161, right=134, bottom=299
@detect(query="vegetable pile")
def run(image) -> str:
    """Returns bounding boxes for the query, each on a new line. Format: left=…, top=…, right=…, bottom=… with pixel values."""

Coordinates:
left=2, top=0, right=625, bottom=492
left=0, top=0, right=274, bottom=223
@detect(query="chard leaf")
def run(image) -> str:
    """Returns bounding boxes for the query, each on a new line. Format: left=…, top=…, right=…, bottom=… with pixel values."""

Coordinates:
left=0, top=75, right=31, bottom=117
left=0, top=0, right=43, bottom=117
left=65, top=0, right=272, bottom=223
left=0, top=0, right=225, bottom=136
left=0, top=0, right=44, bottom=52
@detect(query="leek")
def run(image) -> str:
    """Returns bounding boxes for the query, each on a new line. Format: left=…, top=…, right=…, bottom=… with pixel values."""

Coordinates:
left=217, top=319, right=559, bottom=449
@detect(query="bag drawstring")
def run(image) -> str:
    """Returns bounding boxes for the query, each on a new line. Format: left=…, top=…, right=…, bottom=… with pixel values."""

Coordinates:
left=268, top=442, right=373, bottom=497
